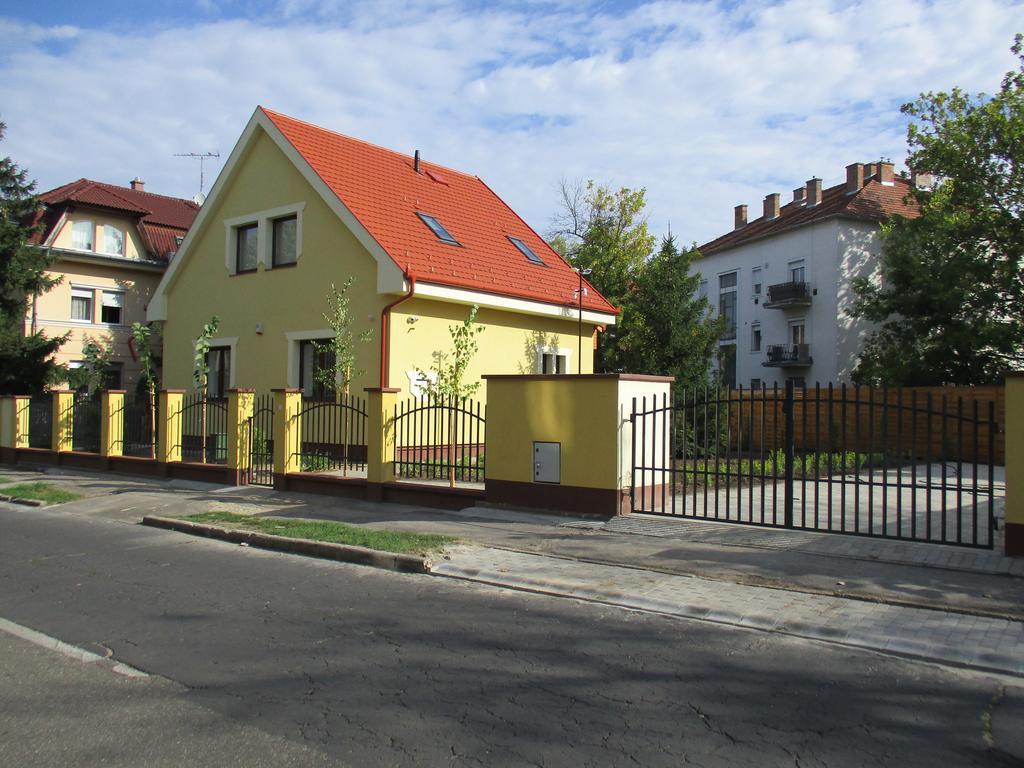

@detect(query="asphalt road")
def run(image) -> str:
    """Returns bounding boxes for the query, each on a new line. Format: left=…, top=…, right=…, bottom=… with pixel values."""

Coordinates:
left=0, top=502, right=1020, bottom=767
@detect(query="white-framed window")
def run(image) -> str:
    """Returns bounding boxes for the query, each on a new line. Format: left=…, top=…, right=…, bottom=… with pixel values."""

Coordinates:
left=272, top=215, right=298, bottom=267
left=788, top=259, right=806, bottom=283
left=71, top=220, right=94, bottom=251
left=299, top=340, right=335, bottom=400
left=206, top=346, right=232, bottom=400
left=752, top=267, right=762, bottom=296
left=718, top=272, right=738, bottom=340
left=235, top=223, right=258, bottom=273
left=750, top=323, right=762, bottom=352
left=536, top=346, right=572, bottom=375
left=224, top=203, right=305, bottom=275
left=790, top=320, right=806, bottom=346
left=100, top=291, right=124, bottom=325
left=70, top=287, right=93, bottom=322
left=102, top=225, right=124, bottom=256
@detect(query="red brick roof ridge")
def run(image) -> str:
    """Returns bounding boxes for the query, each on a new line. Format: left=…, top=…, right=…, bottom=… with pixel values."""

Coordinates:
left=259, top=106, right=480, bottom=183
left=698, top=176, right=919, bottom=256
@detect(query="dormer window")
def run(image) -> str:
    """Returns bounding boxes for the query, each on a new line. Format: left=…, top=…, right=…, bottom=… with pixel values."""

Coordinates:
left=103, top=225, right=124, bottom=256
left=508, top=236, right=545, bottom=266
left=71, top=220, right=93, bottom=251
left=416, top=212, right=459, bottom=245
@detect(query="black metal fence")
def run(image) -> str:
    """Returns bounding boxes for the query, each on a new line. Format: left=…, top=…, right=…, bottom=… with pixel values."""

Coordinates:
left=631, top=383, right=998, bottom=549
left=27, top=394, right=52, bottom=449
left=393, top=395, right=485, bottom=484
left=247, top=393, right=274, bottom=486
left=295, top=395, right=367, bottom=474
left=122, top=394, right=158, bottom=458
left=70, top=391, right=101, bottom=453
left=179, top=394, right=228, bottom=464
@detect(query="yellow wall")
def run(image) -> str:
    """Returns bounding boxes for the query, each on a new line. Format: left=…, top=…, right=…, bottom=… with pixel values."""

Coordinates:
left=29, top=256, right=161, bottom=390
left=390, top=297, right=596, bottom=400
left=51, top=211, right=148, bottom=260
left=161, top=126, right=601, bottom=399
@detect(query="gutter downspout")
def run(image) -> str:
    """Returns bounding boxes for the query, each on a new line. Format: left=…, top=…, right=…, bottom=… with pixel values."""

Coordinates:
left=379, top=272, right=416, bottom=388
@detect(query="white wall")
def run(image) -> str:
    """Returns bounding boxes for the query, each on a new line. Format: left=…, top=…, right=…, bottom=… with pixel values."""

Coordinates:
left=692, top=217, right=880, bottom=389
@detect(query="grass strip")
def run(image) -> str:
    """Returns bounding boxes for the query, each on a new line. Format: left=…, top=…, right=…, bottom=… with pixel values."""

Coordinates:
left=2, top=482, right=82, bottom=504
left=182, top=511, right=455, bottom=555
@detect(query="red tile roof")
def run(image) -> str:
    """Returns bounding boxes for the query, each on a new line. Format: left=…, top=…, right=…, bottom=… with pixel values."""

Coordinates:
left=261, top=108, right=617, bottom=315
left=699, top=176, right=920, bottom=255
left=33, top=178, right=198, bottom=261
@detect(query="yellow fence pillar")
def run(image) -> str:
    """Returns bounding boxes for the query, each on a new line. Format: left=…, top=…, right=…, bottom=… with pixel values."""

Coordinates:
left=1005, top=373, right=1024, bottom=556
left=11, top=396, right=30, bottom=450
left=365, top=387, right=400, bottom=498
left=52, top=390, right=74, bottom=453
left=272, top=389, right=302, bottom=489
left=227, top=389, right=255, bottom=485
left=0, top=397, right=14, bottom=452
left=157, top=390, right=184, bottom=466
left=100, top=390, right=125, bottom=458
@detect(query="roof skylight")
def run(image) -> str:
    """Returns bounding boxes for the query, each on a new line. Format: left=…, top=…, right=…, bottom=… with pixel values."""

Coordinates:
left=417, top=212, right=459, bottom=245
left=508, top=236, right=545, bottom=265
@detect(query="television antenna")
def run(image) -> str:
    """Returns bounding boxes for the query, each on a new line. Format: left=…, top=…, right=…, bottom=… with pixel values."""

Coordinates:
left=173, top=151, right=220, bottom=196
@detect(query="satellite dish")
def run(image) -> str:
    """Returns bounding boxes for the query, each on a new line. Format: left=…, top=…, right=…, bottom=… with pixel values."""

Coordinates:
left=192, top=192, right=206, bottom=205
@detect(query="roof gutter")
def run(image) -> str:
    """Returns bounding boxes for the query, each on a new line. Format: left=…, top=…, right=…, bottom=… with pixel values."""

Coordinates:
left=379, top=272, right=416, bottom=389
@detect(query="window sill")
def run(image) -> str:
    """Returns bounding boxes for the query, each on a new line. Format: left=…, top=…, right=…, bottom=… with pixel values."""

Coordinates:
left=233, top=268, right=258, bottom=275
left=270, top=261, right=298, bottom=269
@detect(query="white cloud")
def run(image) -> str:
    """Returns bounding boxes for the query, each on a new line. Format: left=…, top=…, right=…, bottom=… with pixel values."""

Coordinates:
left=0, top=0, right=1018, bottom=245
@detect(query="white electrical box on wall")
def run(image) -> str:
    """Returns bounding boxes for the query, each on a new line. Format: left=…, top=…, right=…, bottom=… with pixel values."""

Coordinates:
left=533, top=442, right=561, bottom=484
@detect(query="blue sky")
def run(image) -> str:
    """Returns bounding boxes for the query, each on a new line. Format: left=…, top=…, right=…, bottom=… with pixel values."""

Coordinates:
left=0, top=0, right=1019, bottom=244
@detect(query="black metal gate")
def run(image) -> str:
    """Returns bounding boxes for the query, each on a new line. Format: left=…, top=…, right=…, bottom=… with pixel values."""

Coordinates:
left=247, top=394, right=274, bottom=486
left=630, top=383, right=998, bottom=549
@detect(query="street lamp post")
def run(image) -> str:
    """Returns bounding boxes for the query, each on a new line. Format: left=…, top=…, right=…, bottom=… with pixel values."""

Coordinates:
left=574, top=267, right=592, bottom=375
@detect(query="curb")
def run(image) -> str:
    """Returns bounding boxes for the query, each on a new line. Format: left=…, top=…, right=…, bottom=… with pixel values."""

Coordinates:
left=141, top=515, right=431, bottom=574
left=0, top=494, right=46, bottom=507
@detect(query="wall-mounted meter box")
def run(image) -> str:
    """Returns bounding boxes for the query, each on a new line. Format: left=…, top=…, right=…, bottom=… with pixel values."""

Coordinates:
left=533, top=442, right=561, bottom=484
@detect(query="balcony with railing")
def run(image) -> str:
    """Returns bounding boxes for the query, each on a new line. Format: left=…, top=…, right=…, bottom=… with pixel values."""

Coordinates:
left=763, top=343, right=812, bottom=368
left=764, top=281, right=812, bottom=308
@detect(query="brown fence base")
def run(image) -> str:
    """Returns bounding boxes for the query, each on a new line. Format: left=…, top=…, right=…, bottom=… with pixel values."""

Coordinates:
left=1007, top=523, right=1024, bottom=557
left=485, top=478, right=635, bottom=518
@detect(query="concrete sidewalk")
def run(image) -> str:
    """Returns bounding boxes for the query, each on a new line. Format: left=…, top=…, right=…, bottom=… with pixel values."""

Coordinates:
left=5, top=466, right=1024, bottom=676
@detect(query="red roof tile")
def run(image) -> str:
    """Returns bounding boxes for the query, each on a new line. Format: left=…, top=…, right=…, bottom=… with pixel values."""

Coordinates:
left=34, top=178, right=199, bottom=260
left=261, top=108, right=616, bottom=315
left=699, top=176, right=920, bottom=255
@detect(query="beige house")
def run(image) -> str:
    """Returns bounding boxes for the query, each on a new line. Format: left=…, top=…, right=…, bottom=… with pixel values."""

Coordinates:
left=27, top=178, right=199, bottom=390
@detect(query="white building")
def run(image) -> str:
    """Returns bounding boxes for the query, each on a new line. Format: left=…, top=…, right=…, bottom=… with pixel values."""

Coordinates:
left=694, top=161, right=924, bottom=389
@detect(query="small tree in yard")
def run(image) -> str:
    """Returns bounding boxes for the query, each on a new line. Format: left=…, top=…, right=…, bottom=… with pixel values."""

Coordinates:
left=132, top=322, right=160, bottom=458
left=416, top=305, right=485, bottom=487
left=192, top=316, right=220, bottom=463
left=68, top=338, right=113, bottom=394
left=313, top=279, right=372, bottom=476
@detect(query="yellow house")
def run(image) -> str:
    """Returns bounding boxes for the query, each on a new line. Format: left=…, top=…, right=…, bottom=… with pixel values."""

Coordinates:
left=148, top=107, right=617, bottom=400
left=28, top=178, right=199, bottom=390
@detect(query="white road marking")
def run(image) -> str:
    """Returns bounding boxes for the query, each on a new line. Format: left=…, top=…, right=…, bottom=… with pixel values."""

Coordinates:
left=0, top=617, right=148, bottom=677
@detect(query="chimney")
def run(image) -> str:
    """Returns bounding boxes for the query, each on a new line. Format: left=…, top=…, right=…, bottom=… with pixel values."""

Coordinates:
left=910, top=169, right=934, bottom=190
left=864, top=162, right=878, bottom=180
left=130, top=177, right=145, bottom=192
left=792, top=187, right=806, bottom=204
left=763, top=192, right=780, bottom=220
left=413, top=149, right=421, bottom=173
left=805, top=177, right=822, bottom=206
left=877, top=161, right=894, bottom=185
left=734, top=204, right=748, bottom=229
left=845, top=163, right=864, bottom=195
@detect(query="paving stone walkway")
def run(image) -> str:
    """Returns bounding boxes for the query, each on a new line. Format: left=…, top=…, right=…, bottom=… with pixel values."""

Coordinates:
left=434, top=545, right=1024, bottom=677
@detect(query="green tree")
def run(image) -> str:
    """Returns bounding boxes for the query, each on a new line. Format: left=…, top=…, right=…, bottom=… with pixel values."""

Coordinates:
left=416, top=305, right=485, bottom=487
left=0, top=121, right=65, bottom=394
left=192, top=316, right=220, bottom=463
left=132, top=321, right=161, bottom=458
left=617, top=235, right=724, bottom=389
left=549, top=179, right=656, bottom=371
left=313, top=279, right=372, bottom=476
left=68, top=337, right=113, bottom=394
left=851, top=35, right=1024, bottom=384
